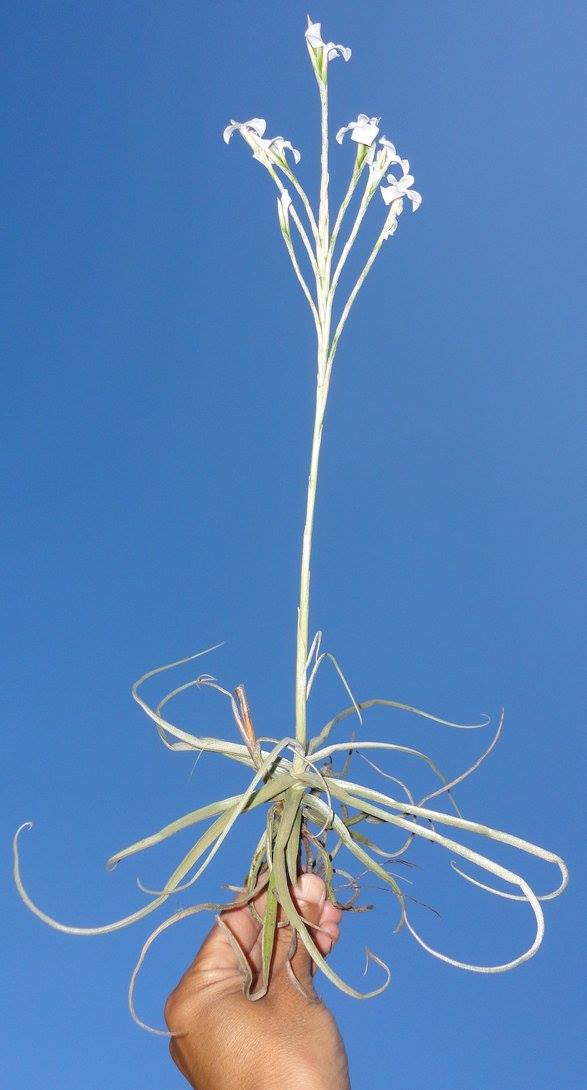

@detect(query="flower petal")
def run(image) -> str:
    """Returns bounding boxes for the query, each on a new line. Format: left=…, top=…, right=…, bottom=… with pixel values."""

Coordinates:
left=351, top=119, right=379, bottom=146
left=333, top=43, right=352, bottom=62
left=222, top=121, right=239, bottom=144
left=305, top=21, right=325, bottom=49
left=306, top=21, right=351, bottom=62
left=270, top=136, right=302, bottom=165
left=338, top=115, right=380, bottom=147
left=378, top=138, right=401, bottom=167
left=282, top=140, right=301, bottom=165
left=380, top=183, right=399, bottom=206
left=223, top=118, right=268, bottom=146
left=247, top=118, right=267, bottom=138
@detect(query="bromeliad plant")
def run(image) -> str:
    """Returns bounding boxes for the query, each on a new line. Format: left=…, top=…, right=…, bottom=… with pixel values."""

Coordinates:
left=14, top=17, right=568, bottom=1032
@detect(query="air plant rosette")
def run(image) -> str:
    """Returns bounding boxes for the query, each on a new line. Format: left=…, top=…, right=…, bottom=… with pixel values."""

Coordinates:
left=14, top=17, right=568, bottom=1034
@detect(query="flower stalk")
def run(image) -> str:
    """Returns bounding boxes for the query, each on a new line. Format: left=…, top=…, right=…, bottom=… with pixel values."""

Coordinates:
left=291, top=31, right=416, bottom=765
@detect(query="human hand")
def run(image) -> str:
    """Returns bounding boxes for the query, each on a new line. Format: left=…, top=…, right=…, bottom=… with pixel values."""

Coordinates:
left=164, top=872, right=350, bottom=1090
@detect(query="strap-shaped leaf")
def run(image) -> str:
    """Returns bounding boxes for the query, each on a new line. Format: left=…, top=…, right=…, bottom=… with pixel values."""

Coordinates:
left=308, top=832, right=362, bottom=910
left=304, top=798, right=405, bottom=924
left=327, top=777, right=569, bottom=898
left=106, top=797, right=237, bottom=870
left=271, top=788, right=392, bottom=999
left=244, top=828, right=270, bottom=925
left=309, top=698, right=489, bottom=756
left=142, top=741, right=297, bottom=897
left=311, top=738, right=465, bottom=818
left=258, top=868, right=280, bottom=997
left=307, top=791, right=563, bottom=973
left=286, top=793, right=304, bottom=884
left=13, top=818, right=228, bottom=937
left=132, top=650, right=259, bottom=763
left=106, top=774, right=293, bottom=871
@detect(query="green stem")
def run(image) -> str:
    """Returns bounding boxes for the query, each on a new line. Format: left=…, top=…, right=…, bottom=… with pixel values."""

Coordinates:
left=294, top=74, right=332, bottom=765
left=318, top=79, right=330, bottom=245
left=295, top=382, right=327, bottom=759
left=294, top=80, right=394, bottom=766
left=328, top=162, right=364, bottom=261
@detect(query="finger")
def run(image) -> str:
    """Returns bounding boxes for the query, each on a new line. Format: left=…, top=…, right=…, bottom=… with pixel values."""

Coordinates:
left=216, top=885, right=268, bottom=958
left=320, top=899, right=344, bottom=926
left=313, top=917, right=340, bottom=956
left=246, top=872, right=329, bottom=973
left=176, top=881, right=268, bottom=987
left=308, top=888, right=342, bottom=958
left=288, top=873, right=337, bottom=984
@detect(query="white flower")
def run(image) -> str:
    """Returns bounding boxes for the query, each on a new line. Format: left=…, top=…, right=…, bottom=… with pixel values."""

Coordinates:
left=367, top=137, right=403, bottom=180
left=336, top=114, right=380, bottom=147
left=223, top=117, right=267, bottom=145
left=378, top=138, right=404, bottom=170
left=380, top=161, right=422, bottom=212
left=267, top=136, right=301, bottom=165
left=223, top=118, right=301, bottom=166
left=305, top=19, right=351, bottom=79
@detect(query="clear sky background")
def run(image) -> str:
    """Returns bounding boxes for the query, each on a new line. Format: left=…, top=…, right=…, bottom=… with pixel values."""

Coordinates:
left=3, top=3, right=585, bottom=1088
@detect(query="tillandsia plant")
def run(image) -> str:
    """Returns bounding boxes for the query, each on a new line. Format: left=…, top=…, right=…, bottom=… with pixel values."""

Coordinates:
left=14, top=17, right=568, bottom=1034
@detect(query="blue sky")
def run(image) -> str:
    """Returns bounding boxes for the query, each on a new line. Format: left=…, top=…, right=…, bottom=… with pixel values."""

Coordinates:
left=3, top=2, right=585, bottom=1087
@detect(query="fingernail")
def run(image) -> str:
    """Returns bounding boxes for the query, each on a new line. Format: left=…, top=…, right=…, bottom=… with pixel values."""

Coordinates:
left=298, top=873, right=325, bottom=905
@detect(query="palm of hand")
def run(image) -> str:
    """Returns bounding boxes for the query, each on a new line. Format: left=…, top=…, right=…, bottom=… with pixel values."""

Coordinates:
left=165, top=873, right=350, bottom=1090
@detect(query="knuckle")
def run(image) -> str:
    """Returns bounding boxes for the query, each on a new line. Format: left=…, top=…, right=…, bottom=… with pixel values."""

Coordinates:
left=163, top=986, right=186, bottom=1029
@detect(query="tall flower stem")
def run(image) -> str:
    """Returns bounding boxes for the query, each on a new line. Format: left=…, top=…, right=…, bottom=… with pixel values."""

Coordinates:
left=294, top=378, right=326, bottom=760
left=294, top=74, right=333, bottom=765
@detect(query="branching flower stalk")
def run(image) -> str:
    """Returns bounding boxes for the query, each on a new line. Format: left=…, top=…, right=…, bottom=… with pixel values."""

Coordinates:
left=14, top=16, right=568, bottom=1034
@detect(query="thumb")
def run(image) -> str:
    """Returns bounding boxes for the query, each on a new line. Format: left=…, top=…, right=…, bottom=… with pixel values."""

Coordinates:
left=283, top=872, right=333, bottom=990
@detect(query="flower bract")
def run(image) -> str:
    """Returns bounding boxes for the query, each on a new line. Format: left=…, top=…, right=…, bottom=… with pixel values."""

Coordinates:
left=277, top=189, right=292, bottom=235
